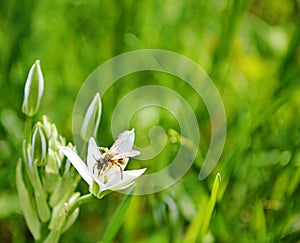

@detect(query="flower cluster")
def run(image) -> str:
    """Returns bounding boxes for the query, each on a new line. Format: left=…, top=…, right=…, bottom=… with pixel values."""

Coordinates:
left=17, top=60, right=146, bottom=242
left=17, top=116, right=80, bottom=241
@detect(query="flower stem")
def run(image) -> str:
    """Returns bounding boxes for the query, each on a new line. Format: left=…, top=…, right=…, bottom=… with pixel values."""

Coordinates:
left=66, top=193, right=95, bottom=215
left=25, top=116, right=33, bottom=143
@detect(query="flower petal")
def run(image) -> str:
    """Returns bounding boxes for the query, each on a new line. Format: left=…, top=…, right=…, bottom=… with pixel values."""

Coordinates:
left=107, top=168, right=146, bottom=191
left=87, top=137, right=102, bottom=174
left=117, top=181, right=135, bottom=191
left=58, top=146, right=92, bottom=186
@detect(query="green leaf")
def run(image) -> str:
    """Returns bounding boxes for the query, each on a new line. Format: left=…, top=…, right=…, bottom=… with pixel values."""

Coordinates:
left=16, top=159, right=41, bottom=240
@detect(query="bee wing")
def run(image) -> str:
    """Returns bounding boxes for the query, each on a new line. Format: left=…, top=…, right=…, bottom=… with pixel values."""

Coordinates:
left=111, top=149, right=141, bottom=160
left=110, top=130, right=135, bottom=153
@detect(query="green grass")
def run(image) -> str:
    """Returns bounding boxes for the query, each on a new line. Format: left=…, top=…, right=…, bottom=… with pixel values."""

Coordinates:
left=1, top=0, right=300, bottom=242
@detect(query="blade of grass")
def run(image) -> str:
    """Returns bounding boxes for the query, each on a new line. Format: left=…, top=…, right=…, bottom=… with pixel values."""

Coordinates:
left=101, top=188, right=134, bottom=243
left=252, top=200, right=267, bottom=242
left=184, top=173, right=221, bottom=243
left=199, top=173, right=221, bottom=239
left=123, top=195, right=140, bottom=238
left=287, top=164, right=300, bottom=196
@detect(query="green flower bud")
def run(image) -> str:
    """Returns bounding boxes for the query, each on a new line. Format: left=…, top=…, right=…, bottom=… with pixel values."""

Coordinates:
left=42, top=115, right=52, bottom=138
left=16, top=159, right=41, bottom=240
left=62, top=193, right=80, bottom=233
left=45, top=148, right=60, bottom=174
left=32, top=122, right=48, bottom=166
left=22, top=60, right=44, bottom=117
left=80, top=93, right=101, bottom=142
left=25, top=142, right=33, bottom=171
left=33, top=164, right=51, bottom=222
left=50, top=124, right=58, bottom=141
left=43, top=229, right=61, bottom=243
left=49, top=192, right=80, bottom=231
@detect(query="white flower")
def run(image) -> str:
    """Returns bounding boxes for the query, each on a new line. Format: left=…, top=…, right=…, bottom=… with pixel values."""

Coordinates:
left=59, top=129, right=146, bottom=197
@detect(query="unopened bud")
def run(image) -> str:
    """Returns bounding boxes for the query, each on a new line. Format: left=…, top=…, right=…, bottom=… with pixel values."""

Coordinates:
left=42, top=115, right=51, bottom=138
left=32, top=123, right=48, bottom=166
left=80, top=93, right=101, bottom=142
left=45, top=148, right=59, bottom=174
left=22, top=60, right=44, bottom=117
left=16, top=159, right=41, bottom=240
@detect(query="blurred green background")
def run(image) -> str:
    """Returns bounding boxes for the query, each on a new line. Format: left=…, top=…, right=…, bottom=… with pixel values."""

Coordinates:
left=1, top=0, right=300, bottom=242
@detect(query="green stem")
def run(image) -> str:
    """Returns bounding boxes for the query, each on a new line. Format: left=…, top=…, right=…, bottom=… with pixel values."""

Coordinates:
left=66, top=193, right=95, bottom=215
left=25, top=116, right=33, bottom=143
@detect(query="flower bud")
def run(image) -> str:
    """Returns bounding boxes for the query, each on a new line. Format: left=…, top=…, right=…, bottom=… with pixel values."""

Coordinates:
left=32, top=122, right=48, bottom=166
left=33, top=164, right=50, bottom=222
left=42, top=115, right=51, bottom=138
left=45, top=148, right=60, bottom=174
left=16, top=159, right=41, bottom=240
left=22, top=60, right=44, bottom=117
left=80, top=93, right=101, bottom=142
left=62, top=193, right=80, bottom=233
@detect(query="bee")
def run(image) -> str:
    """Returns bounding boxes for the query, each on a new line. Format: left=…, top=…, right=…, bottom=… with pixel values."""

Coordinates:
left=93, top=130, right=140, bottom=180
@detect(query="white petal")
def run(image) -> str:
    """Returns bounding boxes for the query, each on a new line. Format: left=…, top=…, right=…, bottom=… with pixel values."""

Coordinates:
left=116, top=181, right=135, bottom=191
left=87, top=137, right=102, bottom=173
left=107, top=168, right=146, bottom=191
left=58, top=146, right=93, bottom=186
left=109, top=129, right=135, bottom=153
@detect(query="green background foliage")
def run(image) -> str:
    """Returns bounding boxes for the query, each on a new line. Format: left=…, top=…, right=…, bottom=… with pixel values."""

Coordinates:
left=1, top=0, right=300, bottom=242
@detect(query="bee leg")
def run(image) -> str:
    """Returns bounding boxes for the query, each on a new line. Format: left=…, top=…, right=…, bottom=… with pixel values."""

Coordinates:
left=116, top=164, right=123, bottom=180
left=118, top=158, right=126, bottom=165
left=93, top=163, right=96, bottom=174
left=93, top=163, right=101, bottom=177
